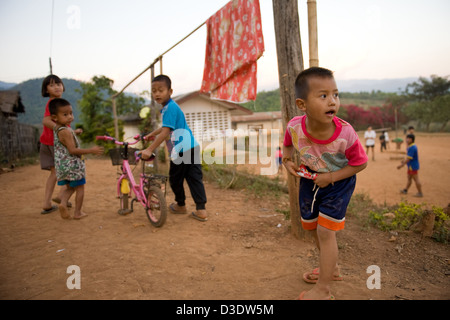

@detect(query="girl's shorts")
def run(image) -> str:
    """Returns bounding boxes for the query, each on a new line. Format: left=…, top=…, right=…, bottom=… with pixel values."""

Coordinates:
left=40, top=144, right=55, bottom=170
left=299, top=175, right=356, bottom=231
left=407, top=169, right=418, bottom=175
left=58, top=178, right=86, bottom=188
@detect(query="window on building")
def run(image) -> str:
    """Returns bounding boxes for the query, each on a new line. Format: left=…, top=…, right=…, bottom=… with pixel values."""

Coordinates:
left=185, top=110, right=230, bottom=141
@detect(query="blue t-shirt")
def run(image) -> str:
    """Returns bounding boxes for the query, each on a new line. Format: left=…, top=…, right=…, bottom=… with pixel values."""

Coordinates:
left=161, top=98, right=199, bottom=159
left=406, top=143, right=419, bottom=170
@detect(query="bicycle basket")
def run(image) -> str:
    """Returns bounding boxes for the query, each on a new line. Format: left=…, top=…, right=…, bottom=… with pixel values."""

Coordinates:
left=108, top=147, right=139, bottom=165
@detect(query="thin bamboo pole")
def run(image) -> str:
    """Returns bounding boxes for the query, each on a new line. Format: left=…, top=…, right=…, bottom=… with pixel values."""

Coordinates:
left=159, top=21, right=206, bottom=58
left=307, top=0, right=319, bottom=67
left=113, top=20, right=206, bottom=98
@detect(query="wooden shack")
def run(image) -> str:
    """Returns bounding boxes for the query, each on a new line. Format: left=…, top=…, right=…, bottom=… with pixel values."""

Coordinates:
left=0, top=90, right=39, bottom=163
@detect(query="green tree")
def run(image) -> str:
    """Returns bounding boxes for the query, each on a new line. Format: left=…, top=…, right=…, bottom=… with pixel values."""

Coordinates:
left=404, top=75, right=450, bottom=101
left=404, top=100, right=434, bottom=131
left=242, top=90, right=281, bottom=111
left=77, top=75, right=145, bottom=142
left=77, top=76, right=116, bottom=142
left=432, top=94, right=450, bottom=131
left=403, top=75, right=450, bottom=131
left=116, top=91, right=145, bottom=116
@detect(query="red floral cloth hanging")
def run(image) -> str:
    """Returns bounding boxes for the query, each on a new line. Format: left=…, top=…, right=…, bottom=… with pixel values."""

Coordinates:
left=200, top=0, right=265, bottom=102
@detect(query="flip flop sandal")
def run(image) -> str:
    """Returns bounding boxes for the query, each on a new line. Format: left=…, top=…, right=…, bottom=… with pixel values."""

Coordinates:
left=169, top=203, right=187, bottom=214
left=41, top=205, right=58, bottom=214
left=296, top=291, right=308, bottom=300
left=191, top=212, right=208, bottom=222
left=303, top=267, right=343, bottom=284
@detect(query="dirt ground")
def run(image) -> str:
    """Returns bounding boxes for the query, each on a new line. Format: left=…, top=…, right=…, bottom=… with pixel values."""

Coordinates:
left=0, top=132, right=449, bottom=300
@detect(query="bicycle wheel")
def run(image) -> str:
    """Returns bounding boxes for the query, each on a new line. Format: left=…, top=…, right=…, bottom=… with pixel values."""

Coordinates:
left=145, top=185, right=167, bottom=227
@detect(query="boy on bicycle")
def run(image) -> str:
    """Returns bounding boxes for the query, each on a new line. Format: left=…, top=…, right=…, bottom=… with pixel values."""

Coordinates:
left=139, top=75, right=208, bottom=222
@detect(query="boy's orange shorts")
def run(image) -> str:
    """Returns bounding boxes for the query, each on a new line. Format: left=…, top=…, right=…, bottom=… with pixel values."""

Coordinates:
left=407, top=169, right=418, bottom=175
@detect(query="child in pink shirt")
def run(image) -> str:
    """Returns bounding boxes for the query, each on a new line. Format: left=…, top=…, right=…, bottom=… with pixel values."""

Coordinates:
left=282, top=67, right=367, bottom=300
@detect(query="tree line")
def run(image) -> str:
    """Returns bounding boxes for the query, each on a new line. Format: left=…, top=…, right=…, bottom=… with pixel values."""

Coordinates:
left=77, top=74, right=449, bottom=143
left=243, top=75, right=450, bottom=132
left=13, top=74, right=446, bottom=147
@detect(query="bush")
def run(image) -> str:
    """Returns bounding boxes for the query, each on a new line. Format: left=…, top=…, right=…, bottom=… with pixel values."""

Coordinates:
left=368, top=202, right=449, bottom=243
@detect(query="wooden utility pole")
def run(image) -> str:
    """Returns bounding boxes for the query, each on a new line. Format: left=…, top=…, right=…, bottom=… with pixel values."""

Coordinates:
left=307, top=0, right=319, bottom=67
left=272, top=0, right=305, bottom=239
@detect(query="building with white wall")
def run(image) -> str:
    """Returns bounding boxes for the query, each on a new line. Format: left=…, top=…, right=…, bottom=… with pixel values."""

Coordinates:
left=174, top=91, right=252, bottom=142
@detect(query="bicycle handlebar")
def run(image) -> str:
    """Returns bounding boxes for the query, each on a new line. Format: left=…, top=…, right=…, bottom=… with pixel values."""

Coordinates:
left=95, top=134, right=155, bottom=146
left=96, top=134, right=156, bottom=162
left=95, top=135, right=111, bottom=141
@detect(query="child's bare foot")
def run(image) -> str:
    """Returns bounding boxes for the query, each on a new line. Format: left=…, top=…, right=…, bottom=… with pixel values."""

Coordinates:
left=74, top=212, right=88, bottom=220
left=59, top=205, right=72, bottom=220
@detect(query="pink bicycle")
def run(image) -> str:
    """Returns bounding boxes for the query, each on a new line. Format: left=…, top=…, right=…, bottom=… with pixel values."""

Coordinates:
left=96, top=134, right=167, bottom=227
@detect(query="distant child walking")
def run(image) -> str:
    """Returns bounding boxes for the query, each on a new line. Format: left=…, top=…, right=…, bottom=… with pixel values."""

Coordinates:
left=40, top=75, right=82, bottom=214
left=282, top=67, right=368, bottom=300
left=379, top=131, right=386, bottom=152
left=398, top=133, right=423, bottom=197
left=364, top=126, right=376, bottom=160
left=49, top=98, right=103, bottom=219
left=139, top=75, right=208, bottom=222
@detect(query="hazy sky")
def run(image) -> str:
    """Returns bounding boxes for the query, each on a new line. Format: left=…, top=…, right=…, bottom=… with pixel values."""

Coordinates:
left=1, top=0, right=449, bottom=95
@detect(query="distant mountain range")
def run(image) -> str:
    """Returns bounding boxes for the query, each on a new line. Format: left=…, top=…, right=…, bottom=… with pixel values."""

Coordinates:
left=336, top=77, right=417, bottom=93
left=0, top=81, right=18, bottom=90
left=2, top=76, right=419, bottom=94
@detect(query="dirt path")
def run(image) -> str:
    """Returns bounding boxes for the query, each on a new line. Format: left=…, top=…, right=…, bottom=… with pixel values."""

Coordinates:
left=0, top=133, right=449, bottom=300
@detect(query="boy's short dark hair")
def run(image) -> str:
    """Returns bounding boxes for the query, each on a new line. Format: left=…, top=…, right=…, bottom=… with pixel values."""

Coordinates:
left=295, top=67, right=334, bottom=99
left=406, top=134, right=415, bottom=142
left=49, top=98, right=71, bottom=115
left=41, top=74, right=65, bottom=97
left=152, top=74, right=171, bottom=90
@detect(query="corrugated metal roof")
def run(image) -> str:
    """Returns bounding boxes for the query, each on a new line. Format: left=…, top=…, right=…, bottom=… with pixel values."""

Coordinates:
left=174, top=91, right=253, bottom=115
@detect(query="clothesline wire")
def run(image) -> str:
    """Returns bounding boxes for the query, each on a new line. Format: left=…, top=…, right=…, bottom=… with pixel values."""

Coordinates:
left=113, top=20, right=207, bottom=98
